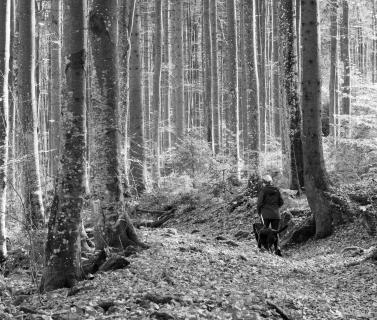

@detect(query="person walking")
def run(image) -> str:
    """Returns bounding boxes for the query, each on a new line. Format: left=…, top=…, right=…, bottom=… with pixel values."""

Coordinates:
left=257, top=175, right=284, bottom=230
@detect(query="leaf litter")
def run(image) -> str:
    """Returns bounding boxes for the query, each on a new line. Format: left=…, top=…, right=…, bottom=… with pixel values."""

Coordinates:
left=1, top=195, right=377, bottom=319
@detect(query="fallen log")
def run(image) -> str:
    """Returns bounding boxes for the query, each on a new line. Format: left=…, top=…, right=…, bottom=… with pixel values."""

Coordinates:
left=134, top=212, right=174, bottom=228
left=135, top=208, right=174, bottom=216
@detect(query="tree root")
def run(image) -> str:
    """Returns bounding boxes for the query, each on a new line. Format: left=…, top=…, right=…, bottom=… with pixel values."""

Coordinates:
left=266, top=300, right=292, bottom=320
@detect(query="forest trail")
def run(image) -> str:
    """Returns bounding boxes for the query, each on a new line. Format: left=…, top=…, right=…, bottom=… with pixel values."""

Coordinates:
left=1, top=222, right=376, bottom=320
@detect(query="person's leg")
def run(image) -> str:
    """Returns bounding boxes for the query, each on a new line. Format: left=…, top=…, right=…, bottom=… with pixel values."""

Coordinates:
left=263, top=218, right=271, bottom=228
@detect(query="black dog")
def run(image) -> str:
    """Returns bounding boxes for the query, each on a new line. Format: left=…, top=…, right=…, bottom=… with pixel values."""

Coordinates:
left=253, top=223, right=288, bottom=256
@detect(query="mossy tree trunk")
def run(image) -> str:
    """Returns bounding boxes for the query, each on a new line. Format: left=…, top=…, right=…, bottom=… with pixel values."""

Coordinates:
left=18, top=0, right=45, bottom=228
left=42, top=0, right=86, bottom=292
left=0, top=0, right=11, bottom=262
left=89, top=0, right=144, bottom=250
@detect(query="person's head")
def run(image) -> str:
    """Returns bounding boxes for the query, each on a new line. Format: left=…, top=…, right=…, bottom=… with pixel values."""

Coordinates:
left=262, top=174, right=273, bottom=185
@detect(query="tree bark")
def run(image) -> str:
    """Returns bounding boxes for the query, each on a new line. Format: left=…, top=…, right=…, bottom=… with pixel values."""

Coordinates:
left=171, top=0, right=185, bottom=142
left=42, top=0, right=86, bottom=292
left=210, top=0, right=220, bottom=153
left=226, top=0, right=241, bottom=176
left=50, top=0, right=62, bottom=182
left=0, top=0, right=11, bottom=261
left=129, top=6, right=146, bottom=193
left=340, top=0, right=351, bottom=117
left=18, top=0, right=45, bottom=228
left=301, top=0, right=333, bottom=239
left=152, top=0, right=162, bottom=183
left=280, top=0, right=304, bottom=190
left=329, top=0, right=338, bottom=139
left=244, top=0, right=260, bottom=172
left=89, top=0, right=144, bottom=250
left=204, top=0, right=214, bottom=151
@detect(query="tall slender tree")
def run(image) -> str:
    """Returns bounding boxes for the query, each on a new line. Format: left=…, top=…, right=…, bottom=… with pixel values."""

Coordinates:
left=129, top=6, right=146, bottom=192
left=210, top=0, right=220, bottom=153
left=244, top=0, right=260, bottom=171
left=226, top=0, right=241, bottom=175
left=329, top=0, right=338, bottom=139
left=171, top=0, right=185, bottom=141
left=50, top=0, right=62, bottom=181
left=42, top=0, right=86, bottom=291
left=340, top=0, right=351, bottom=117
left=0, top=0, right=11, bottom=261
left=18, top=0, right=45, bottom=227
left=152, top=0, right=162, bottom=182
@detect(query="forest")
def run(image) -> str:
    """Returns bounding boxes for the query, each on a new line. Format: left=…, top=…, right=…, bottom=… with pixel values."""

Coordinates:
left=0, top=0, right=377, bottom=319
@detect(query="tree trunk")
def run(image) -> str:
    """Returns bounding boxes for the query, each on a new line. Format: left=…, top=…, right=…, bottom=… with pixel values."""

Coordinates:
left=129, top=6, right=146, bottom=193
left=42, top=0, right=86, bottom=292
left=301, top=0, right=333, bottom=239
left=171, top=0, right=185, bottom=141
left=0, top=0, right=11, bottom=262
left=18, top=0, right=45, bottom=228
left=89, top=0, right=144, bottom=250
left=244, top=0, right=260, bottom=172
left=256, top=0, right=266, bottom=154
left=280, top=0, right=304, bottom=190
left=272, top=0, right=280, bottom=138
left=329, top=0, right=338, bottom=139
left=210, top=0, right=220, bottom=153
left=340, top=0, right=351, bottom=117
left=204, top=0, right=213, bottom=151
left=50, top=0, right=62, bottom=182
left=152, top=0, right=162, bottom=183
left=226, top=0, right=241, bottom=176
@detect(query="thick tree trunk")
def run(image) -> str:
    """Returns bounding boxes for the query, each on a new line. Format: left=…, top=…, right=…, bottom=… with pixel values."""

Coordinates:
left=280, top=0, right=304, bottom=190
left=163, top=0, right=171, bottom=150
left=244, top=0, right=260, bottom=172
left=226, top=0, right=241, bottom=176
left=301, top=0, right=333, bottom=239
left=0, top=0, right=11, bottom=262
left=89, top=0, right=144, bottom=250
left=18, top=0, right=45, bottom=228
left=129, top=7, right=146, bottom=193
left=42, top=0, right=86, bottom=292
left=171, top=0, right=185, bottom=142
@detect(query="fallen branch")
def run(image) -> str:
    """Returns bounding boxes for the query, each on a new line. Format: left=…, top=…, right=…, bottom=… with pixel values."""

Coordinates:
left=266, top=300, right=292, bottom=320
left=135, top=208, right=174, bottom=215
left=134, top=212, right=174, bottom=228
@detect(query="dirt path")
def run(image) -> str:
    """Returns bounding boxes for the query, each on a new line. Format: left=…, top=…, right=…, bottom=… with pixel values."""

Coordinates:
left=2, top=225, right=375, bottom=319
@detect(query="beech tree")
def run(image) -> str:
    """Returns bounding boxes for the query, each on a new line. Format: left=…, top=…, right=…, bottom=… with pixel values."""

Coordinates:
left=301, top=0, right=333, bottom=238
left=89, top=0, right=144, bottom=250
left=18, top=0, right=45, bottom=227
left=42, top=0, right=86, bottom=291
left=0, top=0, right=11, bottom=262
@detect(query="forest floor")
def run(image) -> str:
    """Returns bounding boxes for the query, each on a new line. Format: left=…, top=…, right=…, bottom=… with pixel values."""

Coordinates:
left=1, top=189, right=377, bottom=320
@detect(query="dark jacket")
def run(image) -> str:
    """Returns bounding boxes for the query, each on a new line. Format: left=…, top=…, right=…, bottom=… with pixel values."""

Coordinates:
left=257, top=184, right=284, bottom=219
